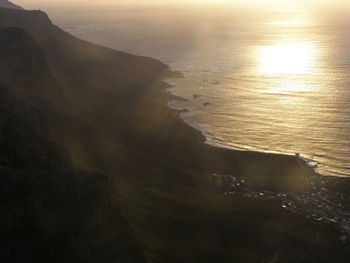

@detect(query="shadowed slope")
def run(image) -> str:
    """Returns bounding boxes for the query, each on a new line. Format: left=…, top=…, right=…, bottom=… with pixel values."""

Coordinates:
left=0, top=27, right=146, bottom=263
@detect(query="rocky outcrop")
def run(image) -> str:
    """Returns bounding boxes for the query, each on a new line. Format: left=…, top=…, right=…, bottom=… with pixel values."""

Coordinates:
left=0, top=27, right=145, bottom=263
left=0, top=27, right=66, bottom=112
left=0, top=0, right=22, bottom=9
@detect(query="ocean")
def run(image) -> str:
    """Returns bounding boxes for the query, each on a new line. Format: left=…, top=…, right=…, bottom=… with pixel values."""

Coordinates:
left=52, top=4, right=350, bottom=177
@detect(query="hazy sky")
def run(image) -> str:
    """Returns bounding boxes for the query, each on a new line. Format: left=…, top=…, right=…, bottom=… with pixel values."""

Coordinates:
left=15, top=0, right=349, bottom=8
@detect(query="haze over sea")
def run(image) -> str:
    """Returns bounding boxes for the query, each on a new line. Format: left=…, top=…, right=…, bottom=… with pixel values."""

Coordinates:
left=49, top=3, right=350, bottom=177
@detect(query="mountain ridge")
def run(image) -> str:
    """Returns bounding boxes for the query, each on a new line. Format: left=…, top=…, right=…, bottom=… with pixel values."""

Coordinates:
left=0, top=7, right=173, bottom=81
left=0, top=0, right=22, bottom=9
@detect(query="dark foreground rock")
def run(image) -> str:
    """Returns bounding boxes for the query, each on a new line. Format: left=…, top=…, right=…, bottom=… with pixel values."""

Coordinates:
left=0, top=168, right=145, bottom=263
left=0, top=27, right=145, bottom=263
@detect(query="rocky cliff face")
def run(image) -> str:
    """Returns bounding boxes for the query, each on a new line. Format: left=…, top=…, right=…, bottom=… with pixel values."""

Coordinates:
left=0, top=26, right=66, bottom=111
left=0, top=0, right=22, bottom=9
left=0, top=27, right=145, bottom=263
left=0, top=27, right=68, bottom=170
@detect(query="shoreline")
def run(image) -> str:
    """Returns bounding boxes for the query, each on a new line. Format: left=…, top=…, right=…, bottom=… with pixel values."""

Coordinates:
left=164, top=79, right=320, bottom=175
left=162, top=77, right=350, bottom=239
left=164, top=78, right=350, bottom=180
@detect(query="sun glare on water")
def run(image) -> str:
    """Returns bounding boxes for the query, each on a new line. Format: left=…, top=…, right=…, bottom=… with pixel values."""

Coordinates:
left=257, top=42, right=316, bottom=75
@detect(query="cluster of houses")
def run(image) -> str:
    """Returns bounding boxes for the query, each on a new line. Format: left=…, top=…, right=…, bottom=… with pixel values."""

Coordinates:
left=212, top=173, right=350, bottom=243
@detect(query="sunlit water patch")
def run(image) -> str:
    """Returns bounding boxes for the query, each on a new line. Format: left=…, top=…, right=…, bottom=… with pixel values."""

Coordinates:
left=164, top=10, right=350, bottom=178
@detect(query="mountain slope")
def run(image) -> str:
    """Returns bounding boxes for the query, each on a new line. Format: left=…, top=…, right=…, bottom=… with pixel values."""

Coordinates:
left=0, top=7, right=172, bottom=99
left=0, top=0, right=22, bottom=9
left=0, top=27, right=145, bottom=263
left=0, top=24, right=66, bottom=111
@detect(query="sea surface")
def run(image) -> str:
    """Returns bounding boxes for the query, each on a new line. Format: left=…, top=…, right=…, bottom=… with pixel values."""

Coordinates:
left=52, top=4, right=350, bottom=177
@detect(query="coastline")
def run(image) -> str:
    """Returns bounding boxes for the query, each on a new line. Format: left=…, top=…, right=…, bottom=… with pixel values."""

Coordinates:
left=133, top=78, right=317, bottom=192
left=165, top=78, right=318, bottom=174
left=30, top=19, right=348, bottom=259
left=110, top=77, right=350, bottom=261
left=164, top=66, right=350, bottom=179
left=2, top=6, right=350, bottom=262
left=162, top=76, right=350, bottom=240
left=181, top=107, right=321, bottom=172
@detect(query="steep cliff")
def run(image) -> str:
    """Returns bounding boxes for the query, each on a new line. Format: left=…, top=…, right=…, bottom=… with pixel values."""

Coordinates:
left=0, top=7, right=172, bottom=99
left=0, top=27, right=145, bottom=263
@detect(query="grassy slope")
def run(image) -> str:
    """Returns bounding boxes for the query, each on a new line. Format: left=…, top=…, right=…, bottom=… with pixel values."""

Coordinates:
left=55, top=81, right=348, bottom=263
